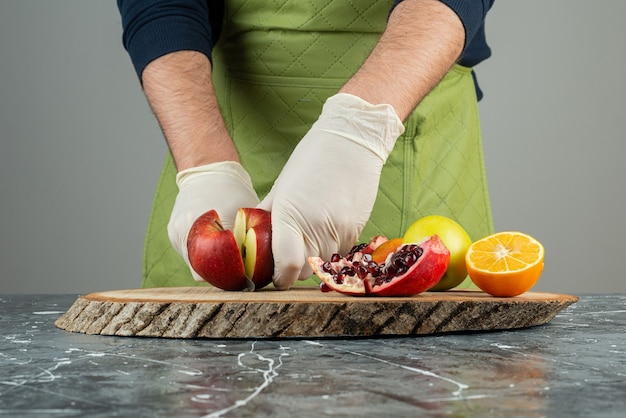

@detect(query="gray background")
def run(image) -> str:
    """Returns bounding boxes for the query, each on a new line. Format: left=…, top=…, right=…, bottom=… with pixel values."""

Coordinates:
left=2, top=2, right=624, bottom=294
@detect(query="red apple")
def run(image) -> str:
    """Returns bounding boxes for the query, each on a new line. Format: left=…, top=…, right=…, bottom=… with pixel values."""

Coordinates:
left=187, top=208, right=274, bottom=291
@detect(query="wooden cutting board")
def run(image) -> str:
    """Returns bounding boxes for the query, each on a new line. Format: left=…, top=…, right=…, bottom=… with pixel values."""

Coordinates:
left=54, top=287, right=578, bottom=339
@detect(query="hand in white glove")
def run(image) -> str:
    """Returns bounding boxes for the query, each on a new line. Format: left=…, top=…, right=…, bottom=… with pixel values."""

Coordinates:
left=258, top=93, right=405, bottom=290
left=167, top=161, right=260, bottom=281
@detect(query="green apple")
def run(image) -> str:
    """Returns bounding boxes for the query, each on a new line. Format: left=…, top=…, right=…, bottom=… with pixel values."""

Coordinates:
left=403, top=215, right=472, bottom=291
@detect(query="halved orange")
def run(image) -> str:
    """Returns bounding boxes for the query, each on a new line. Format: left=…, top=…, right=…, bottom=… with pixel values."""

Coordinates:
left=465, top=231, right=544, bottom=297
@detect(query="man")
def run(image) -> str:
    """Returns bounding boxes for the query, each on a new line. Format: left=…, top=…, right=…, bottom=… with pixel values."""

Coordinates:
left=117, top=0, right=495, bottom=290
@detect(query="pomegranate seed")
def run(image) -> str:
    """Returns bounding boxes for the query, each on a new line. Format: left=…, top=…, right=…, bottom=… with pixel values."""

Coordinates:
left=320, top=282, right=332, bottom=292
left=341, top=266, right=356, bottom=277
left=334, top=273, right=344, bottom=285
left=356, top=265, right=369, bottom=279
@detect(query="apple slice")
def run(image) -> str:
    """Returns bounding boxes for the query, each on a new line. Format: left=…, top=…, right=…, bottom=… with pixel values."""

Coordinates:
left=234, top=208, right=273, bottom=289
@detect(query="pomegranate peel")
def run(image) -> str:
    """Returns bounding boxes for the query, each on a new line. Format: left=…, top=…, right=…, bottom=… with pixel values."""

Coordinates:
left=309, top=235, right=450, bottom=297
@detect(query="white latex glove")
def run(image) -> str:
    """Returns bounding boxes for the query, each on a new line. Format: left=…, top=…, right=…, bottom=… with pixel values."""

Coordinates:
left=168, top=161, right=260, bottom=281
left=258, top=93, right=405, bottom=290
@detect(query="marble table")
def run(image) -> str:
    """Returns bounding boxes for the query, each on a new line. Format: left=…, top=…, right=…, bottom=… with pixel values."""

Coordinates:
left=1, top=293, right=625, bottom=417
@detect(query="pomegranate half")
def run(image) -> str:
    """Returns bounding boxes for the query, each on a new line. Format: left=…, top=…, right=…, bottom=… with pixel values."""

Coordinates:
left=308, top=235, right=450, bottom=297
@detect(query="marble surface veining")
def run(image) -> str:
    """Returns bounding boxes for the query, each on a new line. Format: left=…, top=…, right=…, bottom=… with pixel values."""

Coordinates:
left=1, top=294, right=625, bottom=417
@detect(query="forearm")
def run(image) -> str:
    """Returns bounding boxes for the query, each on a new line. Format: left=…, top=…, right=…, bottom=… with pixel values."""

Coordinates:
left=142, top=50, right=239, bottom=171
left=340, top=0, right=465, bottom=120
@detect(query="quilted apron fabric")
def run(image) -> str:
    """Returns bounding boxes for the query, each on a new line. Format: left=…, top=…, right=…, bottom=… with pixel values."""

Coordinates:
left=141, top=0, right=494, bottom=288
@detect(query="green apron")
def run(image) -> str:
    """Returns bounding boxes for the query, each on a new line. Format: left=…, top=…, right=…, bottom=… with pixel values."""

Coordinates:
left=141, top=0, right=494, bottom=289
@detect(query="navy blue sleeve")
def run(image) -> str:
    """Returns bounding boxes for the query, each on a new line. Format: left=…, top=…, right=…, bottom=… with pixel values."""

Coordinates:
left=117, top=0, right=220, bottom=79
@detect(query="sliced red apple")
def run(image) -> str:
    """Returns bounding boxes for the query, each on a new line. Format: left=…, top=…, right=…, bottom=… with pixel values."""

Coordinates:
left=187, top=209, right=252, bottom=291
left=187, top=208, right=273, bottom=291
